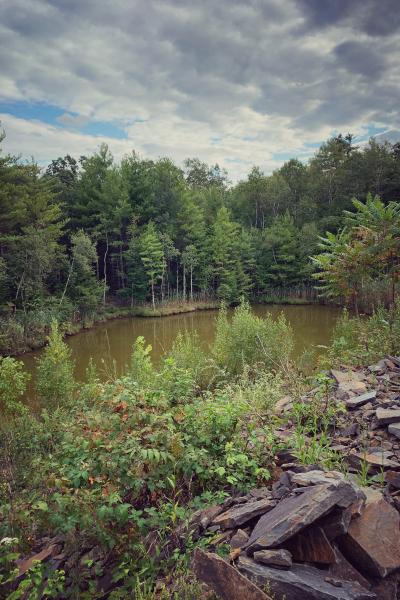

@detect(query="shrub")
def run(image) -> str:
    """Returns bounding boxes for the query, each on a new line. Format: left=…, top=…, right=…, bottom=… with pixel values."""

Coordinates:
left=324, top=302, right=400, bottom=367
left=36, top=320, right=75, bottom=407
left=212, top=301, right=294, bottom=377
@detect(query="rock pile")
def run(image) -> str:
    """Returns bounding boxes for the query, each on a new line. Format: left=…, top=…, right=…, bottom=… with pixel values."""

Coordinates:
left=192, top=356, right=400, bottom=600
left=191, top=470, right=400, bottom=599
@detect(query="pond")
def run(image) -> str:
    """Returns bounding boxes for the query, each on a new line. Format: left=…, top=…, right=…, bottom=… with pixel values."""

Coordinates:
left=19, top=304, right=341, bottom=404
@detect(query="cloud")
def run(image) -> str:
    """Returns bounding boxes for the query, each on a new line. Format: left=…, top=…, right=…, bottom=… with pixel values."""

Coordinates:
left=0, top=0, right=399, bottom=181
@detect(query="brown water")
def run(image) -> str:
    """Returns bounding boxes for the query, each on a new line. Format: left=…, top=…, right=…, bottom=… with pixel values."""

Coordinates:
left=20, top=304, right=340, bottom=403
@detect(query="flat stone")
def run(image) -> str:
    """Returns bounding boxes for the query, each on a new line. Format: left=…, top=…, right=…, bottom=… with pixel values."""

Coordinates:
left=388, top=423, right=400, bottom=439
left=329, top=545, right=371, bottom=591
left=246, top=481, right=358, bottom=554
left=346, top=391, right=377, bottom=409
left=339, top=489, right=400, bottom=578
left=192, top=548, right=271, bottom=600
left=375, top=407, right=400, bottom=426
left=253, top=549, right=292, bottom=569
left=284, top=525, right=335, bottom=564
left=291, top=470, right=344, bottom=487
left=212, top=497, right=275, bottom=530
left=347, top=450, right=400, bottom=471
left=230, top=529, right=250, bottom=549
left=332, top=370, right=365, bottom=385
left=238, top=556, right=376, bottom=600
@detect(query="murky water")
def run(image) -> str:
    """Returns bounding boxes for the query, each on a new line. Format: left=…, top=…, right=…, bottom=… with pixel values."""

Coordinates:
left=20, top=304, right=341, bottom=403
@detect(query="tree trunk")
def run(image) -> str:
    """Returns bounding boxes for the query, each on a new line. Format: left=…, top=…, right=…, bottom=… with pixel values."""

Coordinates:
left=161, top=270, right=165, bottom=303
left=183, top=264, right=186, bottom=302
left=190, top=266, right=193, bottom=301
left=151, top=280, right=155, bottom=311
left=103, top=232, right=109, bottom=306
left=176, top=264, right=179, bottom=299
left=60, top=257, right=74, bottom=306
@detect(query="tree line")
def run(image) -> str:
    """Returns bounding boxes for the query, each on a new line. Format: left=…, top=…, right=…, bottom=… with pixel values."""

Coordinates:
left=1, top=129, right=400, bottom=326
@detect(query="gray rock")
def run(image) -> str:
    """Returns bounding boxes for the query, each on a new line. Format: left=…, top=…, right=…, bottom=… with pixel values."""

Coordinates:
left=347, top=450, right=400, bottom=471
left=246, top=481, right=357, bottom=554
left=388, top=422, right=400, bottom=439
left=375, top=407, right=400, bottom=426
left=230, top=529, right=250, bottom=549
left=238, top=556, right=376, bottom=600
left=291, top=470, right=344, bottom=487
left=212, top=497, right=275, bottom=530
left=253, top=549, right=292, bottom=569
left=346, top=391, right=377, bottom=409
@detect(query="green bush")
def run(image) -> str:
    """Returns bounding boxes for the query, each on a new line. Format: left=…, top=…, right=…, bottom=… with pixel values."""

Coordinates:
left=36, top=320, right=75, bottom=407
left=212, top=301, right=294, bottom=377
left=325, top=302, right=400, bottom=367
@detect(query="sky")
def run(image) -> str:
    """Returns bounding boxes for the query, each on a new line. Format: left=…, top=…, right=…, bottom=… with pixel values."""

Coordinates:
left=0, top=0, right=399, bottom=181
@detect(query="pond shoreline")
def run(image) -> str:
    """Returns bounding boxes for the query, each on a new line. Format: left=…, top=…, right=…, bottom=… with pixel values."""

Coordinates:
left=7, top=297, right=322, bottom=358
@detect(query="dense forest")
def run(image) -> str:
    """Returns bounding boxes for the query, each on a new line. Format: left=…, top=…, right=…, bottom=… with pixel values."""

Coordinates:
left=1, top=129, right=400, bottom=353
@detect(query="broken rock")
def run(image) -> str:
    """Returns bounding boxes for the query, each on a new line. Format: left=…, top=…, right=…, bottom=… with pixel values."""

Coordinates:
left=238, top=556, right=376, bottom=600
left=192, top=548, right=271, bottom=600
left=388, top=422, right=400, bottom=439
left=230, top=529, right=250, bottom=549
left=375, top=407, right=400, bottom=426
left=253, top=549, right=292, bottom=569
left=340, top=488, right=400, bottom=578
left=212, top=497, right=275, bottom=530
left=346, top=391, right=377, bottom=409
left=246, top=481, right=357, bottom=554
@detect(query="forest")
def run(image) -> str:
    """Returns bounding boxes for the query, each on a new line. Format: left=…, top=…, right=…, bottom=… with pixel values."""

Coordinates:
left=1, top=129, right=400, bottom=354
left=1, top=126, right=400, bottom=598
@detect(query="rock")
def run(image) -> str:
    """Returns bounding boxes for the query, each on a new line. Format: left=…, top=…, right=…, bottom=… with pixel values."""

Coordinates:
left=385, top=469, right=400, bottom=489
left=238, top=556, right=376, bottom=600
left=321, top=507, right=352, bottom=540
left=347, top=450, right=400, bottom=471
left=388, top=422, right=400, bottom=439
left=368, top=360, right=387, bottom=373
left=191, top=504, right=225, bottom=531
left=274, top=396, right=292, bottom=414
left=346, top=391, right=377, bottom=409
left=212, top=497, right=275, bottom=530
left=192, top=548, right=272, bottom=600
left=291, top=470, right=344, bottom=487
left=337, top=381, right=368, bottom=400
left=370, top=572, right=399, bottom=600
left=17, top=543, right=61, bottom=576
left=339, top=488, right=400, bottom=578
left=331, top=370, right=365, bottom=385
left=284, top=525, right=335, bottom=564
left=253, top=549, right=292, bottom=569
left=230, top=529, right=250, bottom=549
left=246, top=481, right=358, bottom=554
left=329, top=545, right=371, bottom=591
left=375, top=407, right=400, bottom=426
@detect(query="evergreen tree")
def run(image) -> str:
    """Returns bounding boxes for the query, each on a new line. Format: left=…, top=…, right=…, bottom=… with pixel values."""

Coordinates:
left=138, top=223, right=165, bottom=309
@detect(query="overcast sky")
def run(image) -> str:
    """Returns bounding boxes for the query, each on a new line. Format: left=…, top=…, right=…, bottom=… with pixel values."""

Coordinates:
left=1, top=0, right=399, bottom=181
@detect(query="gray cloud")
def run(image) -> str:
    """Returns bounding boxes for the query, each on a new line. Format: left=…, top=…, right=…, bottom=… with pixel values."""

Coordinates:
left=0, top=0, right=399, bottom=180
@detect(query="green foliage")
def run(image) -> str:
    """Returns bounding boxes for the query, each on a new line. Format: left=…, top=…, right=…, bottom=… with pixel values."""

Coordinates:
left=324, top=303, right=400, bottom=367
left=313, top=195, right=400, bottom=312
left=0, top=357, right=29, bottom=420
left=36, top=321, right=75, bottom=407
left=212, top=301, right=294, bottom=377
